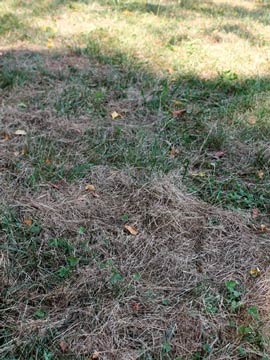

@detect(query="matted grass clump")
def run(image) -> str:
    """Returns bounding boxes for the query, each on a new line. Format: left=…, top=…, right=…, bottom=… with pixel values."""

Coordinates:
left=1, top=167, right=270, bottom=359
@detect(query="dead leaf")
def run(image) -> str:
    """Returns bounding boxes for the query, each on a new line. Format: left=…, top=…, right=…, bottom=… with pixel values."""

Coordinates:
left=213, top=151, right=225, bottom=159
left=249, top=267, right=261, bottom=277
left=2, top=132, right=10, bottom=141
left=173, top=100, right=183, bottom=106
left=170, top=147, right=176, bottom=158
left=85, top=184, right=96, bottom=191
left=23, top=218, right=33, bottom=226
left=47, top=38, right=54, bottom=48
left=45, top=158, right=51, bottom=165
left=169, top=146, right=179, bottom=158
left=111, top=111, right=121, bottom=120
left=14, top=129, right=27, bottom=136
left=252, top=208, right=259, bottom=219
left=122, top=9, right=132, bottom=16
left=191, top=172, right=206, bottom=177
left=260, top=224, right=268, bottom=232
left=21, top=148, right=27, bottom=155
left=124, top=224, right=138, bottom=235
left=257, top=170, right=264, bottom=179
left=91, top=351, right=100, bottom=359
left=132, top=303, right=140, bottom=311
left=59, top=341, right=68, bottom=353
left=172, top=109, right=186, bottom=118
left=248, top=115, right=257, bottom=125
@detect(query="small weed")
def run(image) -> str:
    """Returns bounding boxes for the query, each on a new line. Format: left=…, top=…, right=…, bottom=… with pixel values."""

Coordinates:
left=248, top=305, right=260, bottom=321
left=34, top=308, right=47, bottom=320
left=78, top=226, right=86, bottom=235
left=57, top=265, right=70, bottom=278
left=224, top=280, right=244, bottom=311
left=162, top=341, right=171, bottom=353
left=49, top=237, right=74, bottom=254
left=120, top=213, right=129, bottom=222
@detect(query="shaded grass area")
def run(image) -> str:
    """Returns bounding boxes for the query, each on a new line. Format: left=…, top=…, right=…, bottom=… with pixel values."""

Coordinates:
left=1, top=46, right=270, bottom=212
left=1, top=1, right=270, bottom=359
left=4, top=0, right=270, bottom=23
left=119, top=0, right=270, bottom=25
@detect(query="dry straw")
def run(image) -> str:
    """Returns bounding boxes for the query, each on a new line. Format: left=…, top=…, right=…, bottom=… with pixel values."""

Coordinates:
left=1, top=167, right=269, bottom=358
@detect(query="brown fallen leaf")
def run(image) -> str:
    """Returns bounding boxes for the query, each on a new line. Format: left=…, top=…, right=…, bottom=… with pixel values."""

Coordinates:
left=249, top=267, right=261, bottom=277
left=124, top=224, right=138, bottom=235
left=213, top=151, right=225, bottom=159
left=91, top=351, right=100, bottom=359
left=14, top=129, right=27, bottom=135
left=257, top=170, right=264, bottom=179
left=59, top=340, right=68, bottom=353
left=21, top=148, right=27, bottom=155
left=132, top=303, right=140, bottom=311
left=47, top=38, right=54, bottom=48
left=2, top=132, right=10, bottom=141
left=45, top=158, right=51, bottom=165
left=252, top=208, right=259, bottom=219
left=122, top=9, right=132, bottom=16
left=111, top=111, right=122, bottom=120
left=169, top=146, right=179, bottom=159
left=172, top=109, right=186, bottom=118
left=248, top=115, right=257, bottom=125
left=170, top=146, right=176, bottom=159
left=85, top=184, right=96, bottom=191
left=23, top=218, right=33, bottom=226
left=190, top=171, right=206, bottom=177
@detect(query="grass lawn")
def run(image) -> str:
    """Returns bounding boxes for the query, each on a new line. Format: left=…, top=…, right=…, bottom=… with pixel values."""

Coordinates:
left=1, top=0, right=270, bottom=359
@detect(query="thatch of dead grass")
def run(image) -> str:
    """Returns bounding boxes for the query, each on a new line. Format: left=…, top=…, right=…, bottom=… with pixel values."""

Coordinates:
left=1, top=167, right=270, bottom=359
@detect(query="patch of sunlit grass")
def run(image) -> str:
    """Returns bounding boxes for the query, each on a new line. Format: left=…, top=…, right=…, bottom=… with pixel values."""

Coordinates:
left=1, top=0, right=270, bottom=78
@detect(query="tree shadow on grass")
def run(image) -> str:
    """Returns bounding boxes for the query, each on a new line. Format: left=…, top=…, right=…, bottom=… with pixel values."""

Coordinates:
left=214, top=23, right=265, bottom=45
left=1, top=44, right=270, bottom=360
left=6, top=0, right=270, bottom=25
left=93, top=0, right=270, bottom=26
left=1, top=39, right=270, bottom=212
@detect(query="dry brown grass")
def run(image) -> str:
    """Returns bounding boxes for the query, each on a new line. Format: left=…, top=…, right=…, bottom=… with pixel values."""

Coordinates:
left=0, top=7, right=269, bottom=352
left=1, top=165, right=270, bottom=359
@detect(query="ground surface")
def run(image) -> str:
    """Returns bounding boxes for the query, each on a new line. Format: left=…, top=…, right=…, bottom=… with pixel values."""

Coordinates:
left=1, top=0, right=270, bottom=359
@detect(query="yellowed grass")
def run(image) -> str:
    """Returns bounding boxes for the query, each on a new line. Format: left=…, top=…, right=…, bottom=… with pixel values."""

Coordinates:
left=1, top=0, right=270, bottom=78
